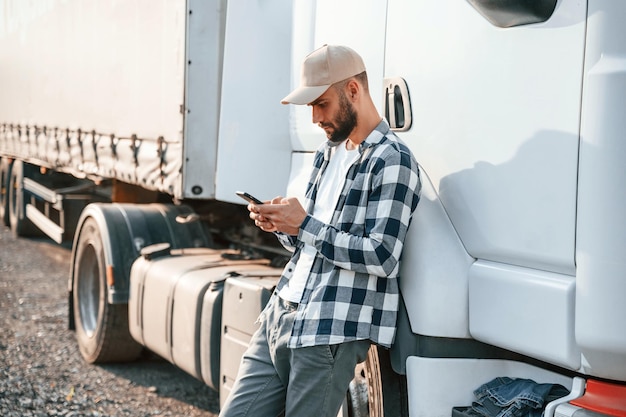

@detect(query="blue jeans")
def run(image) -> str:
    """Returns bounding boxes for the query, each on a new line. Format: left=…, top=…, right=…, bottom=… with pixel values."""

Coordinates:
left=219, top=296, right=371, bottom=417
left=472, top=377, right=570, bottom=417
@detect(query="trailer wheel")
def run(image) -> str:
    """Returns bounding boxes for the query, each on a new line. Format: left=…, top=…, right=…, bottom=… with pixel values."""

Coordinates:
left=0, top=157, right=11, bottom=226
left=8, top=160, right=39, bottom=237
left=73, top=217, right=142, bottom=363
left=345, top=345, right=409, bottom=417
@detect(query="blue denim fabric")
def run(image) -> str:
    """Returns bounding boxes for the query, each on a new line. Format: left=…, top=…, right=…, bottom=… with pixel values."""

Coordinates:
left=472, top=377, right=569, bottom=417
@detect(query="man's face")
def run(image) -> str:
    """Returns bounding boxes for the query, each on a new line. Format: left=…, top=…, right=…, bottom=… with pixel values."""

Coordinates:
left=310, top=86, right=357, bottom=143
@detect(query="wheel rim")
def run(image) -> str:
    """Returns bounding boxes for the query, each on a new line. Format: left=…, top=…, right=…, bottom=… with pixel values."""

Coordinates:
left=77, top=242, right=101, bottom=338
left=364, top=347, right=383, bottom=417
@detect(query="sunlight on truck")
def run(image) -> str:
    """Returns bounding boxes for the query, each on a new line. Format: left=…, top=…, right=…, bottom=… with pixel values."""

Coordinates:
left=1, top=0, right=625, bottom=416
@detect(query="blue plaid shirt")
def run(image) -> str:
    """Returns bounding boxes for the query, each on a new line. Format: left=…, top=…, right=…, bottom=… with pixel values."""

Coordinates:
left=269, top=120, right=421, bottom=348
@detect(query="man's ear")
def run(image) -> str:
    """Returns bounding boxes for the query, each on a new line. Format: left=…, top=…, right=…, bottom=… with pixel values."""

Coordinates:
left=346, top=79, right=360, bottom=100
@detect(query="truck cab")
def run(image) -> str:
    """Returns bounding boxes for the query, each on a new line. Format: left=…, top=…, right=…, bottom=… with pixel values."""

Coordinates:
left=286, top=0, right=626, bottom=414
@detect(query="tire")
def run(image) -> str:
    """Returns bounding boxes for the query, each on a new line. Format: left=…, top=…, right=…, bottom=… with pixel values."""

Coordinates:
left=0, top=157, right=11, bottom=226
left=8, top=160, right=40, bottom=237
left=73, top=217, right=142, bottom=363
left=345, top=345, right=409, bottom=417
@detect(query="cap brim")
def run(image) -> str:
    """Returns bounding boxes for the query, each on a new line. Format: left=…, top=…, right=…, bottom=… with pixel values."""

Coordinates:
left=280, top=84, right=330, bottom=105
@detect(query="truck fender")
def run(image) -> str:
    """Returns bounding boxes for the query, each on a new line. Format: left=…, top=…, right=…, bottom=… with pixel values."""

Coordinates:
left=68, top=202, right=210, bottom=329
left=391, top=167, right=475, bottom=372
left=392, top=168, right=533, bottom=373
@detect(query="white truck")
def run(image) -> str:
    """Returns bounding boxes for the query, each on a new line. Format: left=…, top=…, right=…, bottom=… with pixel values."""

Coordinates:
left=1, top=0, right=625, bottom=416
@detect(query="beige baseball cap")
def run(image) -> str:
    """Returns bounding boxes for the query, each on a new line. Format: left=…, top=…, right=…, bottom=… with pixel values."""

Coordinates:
left=281, top=44, right=366, bottom=105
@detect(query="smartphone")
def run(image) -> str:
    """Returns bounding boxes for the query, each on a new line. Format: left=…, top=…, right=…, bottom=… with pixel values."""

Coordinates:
left=235, top=191, right=264, bottom=205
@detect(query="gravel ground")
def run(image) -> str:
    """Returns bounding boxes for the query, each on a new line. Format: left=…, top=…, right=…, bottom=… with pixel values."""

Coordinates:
left=0, top=226, right=219, bottom=417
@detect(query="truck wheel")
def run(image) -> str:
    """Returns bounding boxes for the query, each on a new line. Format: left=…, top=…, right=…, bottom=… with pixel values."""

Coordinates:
left=73, top=217, right=142, bottom=363
left=346, top=345, right=409, bottom=417
left=0, top=157, right=11, bottom=226
left=8, top=160, right=40, bottom=237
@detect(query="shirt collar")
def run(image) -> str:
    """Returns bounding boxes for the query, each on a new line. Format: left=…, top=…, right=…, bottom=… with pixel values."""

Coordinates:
left=358, top=119, right=391, bottom=152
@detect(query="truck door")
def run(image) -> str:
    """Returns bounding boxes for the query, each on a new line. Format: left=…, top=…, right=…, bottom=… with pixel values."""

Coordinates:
left=386, top=0, right=587, bottom=370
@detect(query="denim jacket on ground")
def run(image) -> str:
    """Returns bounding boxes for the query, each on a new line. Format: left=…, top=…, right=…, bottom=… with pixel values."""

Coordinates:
left=472, top=377, right=570, bottom=417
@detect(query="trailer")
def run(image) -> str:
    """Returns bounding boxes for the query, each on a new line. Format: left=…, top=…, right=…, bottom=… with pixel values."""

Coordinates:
left=0, top=0, right=295, bottom=409
left=1, top=0, right=625, bottom=416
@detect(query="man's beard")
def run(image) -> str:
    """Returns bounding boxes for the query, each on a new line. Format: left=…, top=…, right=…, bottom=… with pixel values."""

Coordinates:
left=325, top=92, right=358, bottom=143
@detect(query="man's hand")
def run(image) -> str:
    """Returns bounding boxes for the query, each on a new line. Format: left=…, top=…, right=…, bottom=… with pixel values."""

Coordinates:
left=248, top=196, right=306, bottom=236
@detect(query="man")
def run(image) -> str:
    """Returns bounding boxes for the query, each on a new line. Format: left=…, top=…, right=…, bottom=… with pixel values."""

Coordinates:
left=220, top=44, right=421, bottom=417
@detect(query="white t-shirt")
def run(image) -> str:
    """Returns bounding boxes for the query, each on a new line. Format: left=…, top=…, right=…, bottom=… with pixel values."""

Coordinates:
left=278, top=140, right=360, bottom=303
